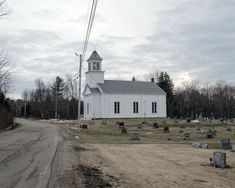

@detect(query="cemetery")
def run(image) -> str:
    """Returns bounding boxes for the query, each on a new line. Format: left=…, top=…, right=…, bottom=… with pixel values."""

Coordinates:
left=68, top=118, right=235, bottom=187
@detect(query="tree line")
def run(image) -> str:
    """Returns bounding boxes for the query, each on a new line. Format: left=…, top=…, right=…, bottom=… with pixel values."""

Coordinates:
left=146, top=71, right=235, bottom=120
left=19, top=74, right=83, bottom=119
left=0, top=0, right=14, bottom=130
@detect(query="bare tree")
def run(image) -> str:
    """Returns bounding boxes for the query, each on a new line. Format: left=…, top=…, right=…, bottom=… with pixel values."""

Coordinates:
left=0, top=52, right=13, bottom=94
left=144, top=71, right=159, bottom=82
left=65, top=74, right=77, bottom=99
left=0, top=0, right=10, bottom=17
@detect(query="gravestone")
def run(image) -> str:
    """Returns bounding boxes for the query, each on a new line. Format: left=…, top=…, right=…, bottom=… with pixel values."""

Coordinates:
left=163, top=127, right=170, bottom=133
left=196, top=128, right=201, bottom=134
left=121, top=127, right=127, bottom=134
left=183, top=133, right=191, bottom=140
left=153, top=122, right=159, bottom=129
left=89, top=121, right=94, bottom=125
left=81, top=124, right=88, bottom=129
left=130, top=133, right=140, bottom=140
left=137, top=124, right=143, bottom=129
left=102, top=120, right=107, bottom=126
left=213, top=151, right=227, bottom=168
left=192, top=142, right=200, bottom=148
left=200, top=143, right=209, bottom=149
left=226, top=127, right=232, bottom=132
left=220, top=139, right=231, bottom=149
left=179, top=130, right=184, bottom=133
left=206, top=131, right=213, bottom=138
left=232, top=144, right=235, bottom=152
left=118, top=122, right=125, bottom=128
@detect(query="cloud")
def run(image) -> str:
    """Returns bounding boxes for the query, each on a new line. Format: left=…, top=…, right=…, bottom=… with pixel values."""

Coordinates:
left=1, top=0, right=235, bottom=98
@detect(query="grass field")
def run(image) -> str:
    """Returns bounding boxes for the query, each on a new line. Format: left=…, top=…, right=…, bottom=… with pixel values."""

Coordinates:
left=65, top=119, right=235, bottom=188
left=70, top=119, right=235, bottom=148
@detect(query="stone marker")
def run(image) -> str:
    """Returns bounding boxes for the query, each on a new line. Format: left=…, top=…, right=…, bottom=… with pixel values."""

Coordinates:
left=179, top=130, right=184, bottom=133
left=130, top=133, right=140, bottom=140
left=102, top=120, right=107, bottom=126
left=183, top=133, right=191, bottom=140
left=137, top=124, right=143, bottom=129
left=206, top=131, right=213, bottom=138
left=220, top=139, right=231, bottom=149
left=226, top=127, right=232, bottom=132
left=121, top=127, right=127, bottom=134
left=163, top=127, right=170, bottom=133
left=232, top=144, right=235, bottom=152
left=81, top=124, right=88, bottom=129
left=153, top=122, right=159, bottom=129
left=192, top=142, right=200, bottom=148
left=118, top=122, right=125, bottom=128
left=213, top=151, right=227, bottom=168
left=89, top=121, right=94, bottom=125
left=192, top=142, right=208, bottom=149
left=200, top=143, right=209, bottom=149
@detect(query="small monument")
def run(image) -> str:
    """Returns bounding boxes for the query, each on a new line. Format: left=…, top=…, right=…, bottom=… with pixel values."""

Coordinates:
left=220, top=139, right=231, bottom=149
left=183, top=133, right=191, bottom=140
left=212, top=151, right=227, bottom=168
left=163, top=126, right=170, bottom=133
left=231, top=144, right=235, bottom=152
left=153, top=122, right=159, bottom=129
left=81, top=124, right=88, bottom=129
left=118, top=122, right=125, bottom=128
left=226, top=127, right=232, bottom=132
left=137, top=124, right=143, bottom=129
left=121, top=127, right=127, bottom=134
left=130, top=133, right=140, bottom=140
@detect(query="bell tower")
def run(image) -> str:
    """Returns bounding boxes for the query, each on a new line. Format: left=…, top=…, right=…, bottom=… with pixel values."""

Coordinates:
left=85, top=50, right=104, bottom=88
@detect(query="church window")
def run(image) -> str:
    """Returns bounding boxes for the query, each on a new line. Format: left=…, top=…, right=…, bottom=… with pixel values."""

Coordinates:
left=93, top=62, right=97, bottom=70
left=88, top=63, right=91, bottom=71
left=133, top=102, right=138, bottom=113
left=97, top=62, right=100, bottom=70
left=114, top=102, right=120, bottom=114
left=87, top=103, right=89, bottom=115
left=152, top=102, right=157, bottom=113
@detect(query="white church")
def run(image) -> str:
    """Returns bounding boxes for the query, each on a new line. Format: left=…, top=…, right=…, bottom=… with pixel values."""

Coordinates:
left=83, top=51, right=167, bottom=120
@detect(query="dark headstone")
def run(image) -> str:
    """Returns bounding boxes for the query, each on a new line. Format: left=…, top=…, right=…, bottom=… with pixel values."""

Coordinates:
left=130, top=133, right=140, bottom=140
left=163, top=127, right=170, bottom=133
left=153, top=122, right=159, bottom=129
left=118, top=122, right=125, bottom=128
left=206, top=131, right=214, bottom=138
left=213, top=151, right=227, bottom=168
left=121, top=127, right=127, bottom=134
left=220, top=139, right=231, bottom=149
left=183, top=133, right=191, bottom=140
left=226, top=127, right=232, bottom=132
left=179, top=130, right=184, bottom=133
left=81, top=124, right=88, bottom=129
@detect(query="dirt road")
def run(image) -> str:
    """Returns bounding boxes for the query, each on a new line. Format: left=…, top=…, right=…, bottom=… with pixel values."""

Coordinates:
left=0, top=118, right=83, bottom=188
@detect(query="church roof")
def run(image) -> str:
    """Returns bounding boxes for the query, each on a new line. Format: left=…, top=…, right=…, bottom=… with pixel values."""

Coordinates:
left=87, top=50, right=103, bottom=61
left=97, top=80, right=166, bottom=95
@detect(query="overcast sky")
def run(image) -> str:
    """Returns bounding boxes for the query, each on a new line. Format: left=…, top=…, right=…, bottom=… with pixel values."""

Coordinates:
left=1, top=0, right=235, bottom=98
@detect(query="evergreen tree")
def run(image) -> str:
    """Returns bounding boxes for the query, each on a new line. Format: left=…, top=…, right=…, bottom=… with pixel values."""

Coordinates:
left=157, top=72, right=174, bottom=117
left=51, top=76, right=65, bottom=119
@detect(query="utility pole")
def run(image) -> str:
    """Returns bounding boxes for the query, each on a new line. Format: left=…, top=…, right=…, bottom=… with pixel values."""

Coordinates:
left=76, top=53, right=82, bottom=128
left=24, top=100, right=26, bottom=117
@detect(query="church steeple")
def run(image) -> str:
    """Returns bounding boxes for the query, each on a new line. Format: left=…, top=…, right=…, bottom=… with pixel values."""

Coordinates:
left=87, top=50, right=103, bottom=71
left=85, top=51, right=105, bottom=88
